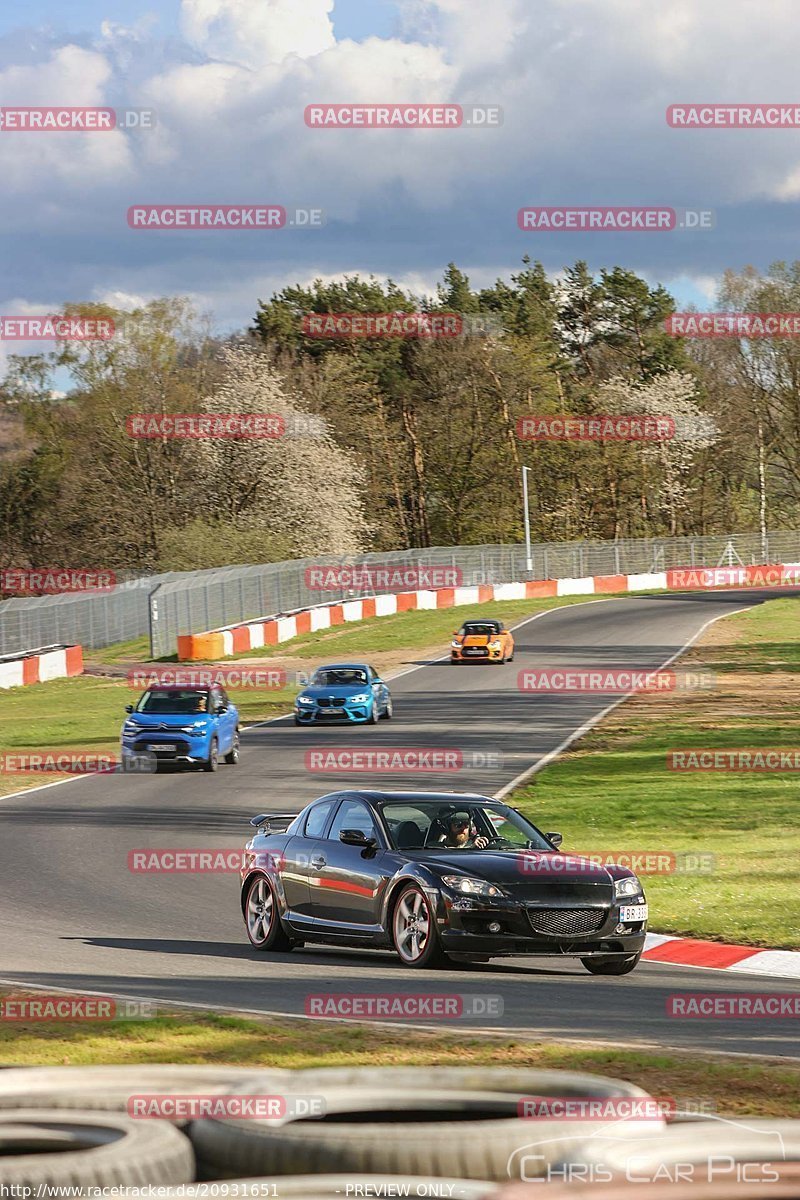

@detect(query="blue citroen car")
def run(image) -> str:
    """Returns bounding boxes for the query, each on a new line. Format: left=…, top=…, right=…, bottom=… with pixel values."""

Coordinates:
left=294, top=663, right=393, bottom=725
left=121, top=684, right=240, bottom=772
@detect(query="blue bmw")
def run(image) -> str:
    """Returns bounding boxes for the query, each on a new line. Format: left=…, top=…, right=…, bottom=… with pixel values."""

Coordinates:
left=294, top=663, right=393, bottom=726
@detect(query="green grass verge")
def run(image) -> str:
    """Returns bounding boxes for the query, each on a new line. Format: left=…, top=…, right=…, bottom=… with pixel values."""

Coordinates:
left=0, top=1006, right=798, bottom=1117
left=513, top=595, right=800, bottom=948
left=224, top=593, right=615, bottom=661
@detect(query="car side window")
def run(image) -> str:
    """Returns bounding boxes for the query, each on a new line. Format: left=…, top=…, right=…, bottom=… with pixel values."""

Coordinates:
left=368, top=666, right=380, bottom=682
left=304, top=800, right=335, bottom=839
left=328, top=799, right=377, bottom=842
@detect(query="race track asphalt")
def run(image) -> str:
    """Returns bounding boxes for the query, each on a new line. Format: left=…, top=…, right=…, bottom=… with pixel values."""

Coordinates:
left=1, top=589, right=798, bottom=1057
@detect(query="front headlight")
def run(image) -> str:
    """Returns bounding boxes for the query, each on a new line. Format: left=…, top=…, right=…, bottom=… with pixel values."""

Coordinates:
left=441, top=875, right=505, bottom=898
left=451, top=641, right=462, bottom=649
left=297, top=696, right=314, bottom=706
left=488, top=640, right=502, bottom=650
left=349, top=692, right=371, bottom=704
left=614, top=876, right=643, bottom=899
left=122, top=722, right=140, bottom=736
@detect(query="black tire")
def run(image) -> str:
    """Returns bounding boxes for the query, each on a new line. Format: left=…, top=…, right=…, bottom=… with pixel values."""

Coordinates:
left=381, top=697, right=393, bottom=720
left=391, top=883, right=446, bottom=968
left=582, top=952, right=642, bottom=975
left=203, top=737, right=218, bottom=772
left=189, top=1088, right=538, bottom=1181
left=244, top=874, right=291, bottom=950
left=224, top=730, right=240, bottom=765
left=0, top=1110, right=193, bottom=1192
left=367, top=703, right=380, bottom=724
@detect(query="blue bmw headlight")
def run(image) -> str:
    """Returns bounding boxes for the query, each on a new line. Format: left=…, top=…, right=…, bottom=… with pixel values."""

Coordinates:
left=297, top=696, right=315, bottom=706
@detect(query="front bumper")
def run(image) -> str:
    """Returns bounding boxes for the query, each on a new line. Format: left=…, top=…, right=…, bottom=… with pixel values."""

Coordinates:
left=437, top=893, right=647, bottom=957
left=451, top=647, right=505, bottom=662
left=295, top=703, right=373, bottom=723
left=121, top=731, right=211, bottom=764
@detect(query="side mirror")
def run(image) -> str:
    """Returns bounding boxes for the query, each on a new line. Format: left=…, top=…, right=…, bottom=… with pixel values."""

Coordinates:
left=340, top=828, right=377, bottom=848
left=215, top=703, right=227, bottom=714
left=125, top=704, right=134, bottom=713
left=372, top=678, right=384, bottom=686
left=546, top=832, right=563, bottom=848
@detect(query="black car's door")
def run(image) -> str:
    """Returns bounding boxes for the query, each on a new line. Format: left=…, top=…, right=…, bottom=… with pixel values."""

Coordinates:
left=280, top=798, right=338, bottom=930
left=309, top=798, right=389, bottom=933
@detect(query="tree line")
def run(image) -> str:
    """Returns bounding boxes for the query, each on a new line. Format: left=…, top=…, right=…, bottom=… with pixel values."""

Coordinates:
left=1, top=260, right=799, bottom=575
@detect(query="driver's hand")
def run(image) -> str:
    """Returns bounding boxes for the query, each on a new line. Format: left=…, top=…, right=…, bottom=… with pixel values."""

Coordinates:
left=474, top=836, right=489, bottom=849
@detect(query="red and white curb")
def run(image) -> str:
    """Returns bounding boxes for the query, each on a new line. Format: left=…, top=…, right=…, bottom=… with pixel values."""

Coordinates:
left=644, top=932, right=800, bottom=979
left=0, top=644, right=83, bottom=689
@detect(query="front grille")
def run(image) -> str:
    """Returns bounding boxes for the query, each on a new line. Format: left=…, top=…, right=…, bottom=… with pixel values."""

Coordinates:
left=317, top=697, right=347, bottom=707
left=527, top=907, right=607, bottom=937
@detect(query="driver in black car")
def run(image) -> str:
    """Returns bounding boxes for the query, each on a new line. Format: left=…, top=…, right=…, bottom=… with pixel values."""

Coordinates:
left=436, top=810, right=489, bottom=849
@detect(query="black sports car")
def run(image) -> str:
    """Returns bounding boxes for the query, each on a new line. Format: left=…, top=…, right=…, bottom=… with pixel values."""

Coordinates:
left=240, top=791, right=647, bottom=973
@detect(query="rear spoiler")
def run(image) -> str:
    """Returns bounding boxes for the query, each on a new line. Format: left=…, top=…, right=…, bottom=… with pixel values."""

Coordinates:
left=249, top=812, right=297, bottom=832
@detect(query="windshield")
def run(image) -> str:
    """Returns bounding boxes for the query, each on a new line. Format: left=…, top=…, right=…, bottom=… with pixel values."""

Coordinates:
left=379, top=799, right=553, bottom=852
left=311, top=668, right=368, bottom=687
left=135, top=689, right=210, bottom=714
left=460, top=624, right=499, bottom=637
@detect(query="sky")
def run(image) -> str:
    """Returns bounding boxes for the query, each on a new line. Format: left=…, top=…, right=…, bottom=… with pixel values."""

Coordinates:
left=1, top=0, right=799, bottom=371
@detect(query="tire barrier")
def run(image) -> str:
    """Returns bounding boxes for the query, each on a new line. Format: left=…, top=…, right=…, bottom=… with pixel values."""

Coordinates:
left=189, top=1075, right=665, bottom=1182
left=0, top=1065, right=797, bottom=1197
left=0, top=1109, right=194, bottom=1192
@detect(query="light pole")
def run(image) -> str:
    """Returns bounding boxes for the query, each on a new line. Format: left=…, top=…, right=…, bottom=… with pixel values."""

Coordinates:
left=521, top=465, right=533, bottom=574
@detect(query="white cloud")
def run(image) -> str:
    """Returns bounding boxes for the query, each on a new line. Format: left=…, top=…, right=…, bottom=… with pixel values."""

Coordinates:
left=2, top=0, right=800, bottom=330
left=180, top=0, right=336, bottom=68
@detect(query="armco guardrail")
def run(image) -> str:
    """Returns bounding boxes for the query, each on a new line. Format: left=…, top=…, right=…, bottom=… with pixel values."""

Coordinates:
left=2, top=532, right=800, bottom=660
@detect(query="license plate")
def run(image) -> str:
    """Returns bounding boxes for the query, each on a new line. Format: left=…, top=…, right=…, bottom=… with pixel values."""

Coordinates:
left=465, top=648, right=485, bottom=655
left=149, top=743, right=176, bottom=752
left=620, top=904, right=648, bottom=922
left=319, top=707, right=339, bottom=714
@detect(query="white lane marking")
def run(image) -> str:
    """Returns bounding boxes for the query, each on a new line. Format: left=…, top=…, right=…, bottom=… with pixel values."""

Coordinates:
left=493, top=602, right=757, bottom=800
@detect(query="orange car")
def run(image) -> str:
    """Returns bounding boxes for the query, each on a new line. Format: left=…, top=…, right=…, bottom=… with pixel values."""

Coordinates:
left=450, top=618, right=515, bottom=664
